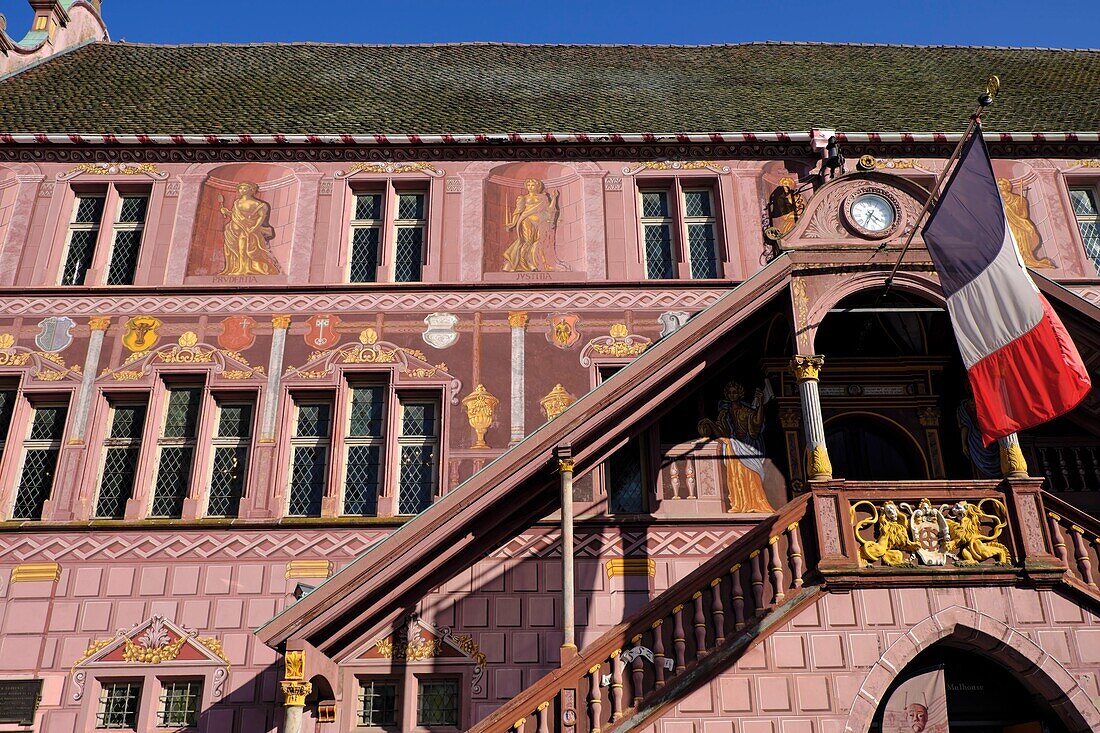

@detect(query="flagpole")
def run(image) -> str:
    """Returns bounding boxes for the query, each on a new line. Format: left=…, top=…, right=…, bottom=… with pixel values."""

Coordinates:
left=882, top=76, right=1000, bottom=293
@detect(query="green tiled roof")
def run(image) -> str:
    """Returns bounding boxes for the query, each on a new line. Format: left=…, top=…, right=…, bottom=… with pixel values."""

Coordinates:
left=1, top=41, right=1098, bottom=135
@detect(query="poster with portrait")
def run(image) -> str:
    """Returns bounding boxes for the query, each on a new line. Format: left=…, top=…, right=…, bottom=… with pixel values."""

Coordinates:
left=882, top=667, right=949, bottom=733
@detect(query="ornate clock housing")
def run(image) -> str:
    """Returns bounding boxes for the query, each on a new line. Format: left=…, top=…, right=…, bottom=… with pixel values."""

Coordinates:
left=843, top=187, right=903, bottom=240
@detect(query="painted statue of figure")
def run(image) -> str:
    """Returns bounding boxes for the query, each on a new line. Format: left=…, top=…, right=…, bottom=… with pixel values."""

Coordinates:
left=957, top=397, right=1000, bottom=478
left=502, top=178, right=560, bottom=272
left=998, top=178, right=1054, bottom=268
left=767, top=177, right=806, bottom=237
left=219, top=182, right=280, bottom=276
left=698, top=381, right=775, bottom=513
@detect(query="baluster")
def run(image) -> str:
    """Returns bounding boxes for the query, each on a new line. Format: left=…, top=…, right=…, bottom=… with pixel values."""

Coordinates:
left=1038, top=448, right=1054, bottom=488
left=672, top=604, right=687, bottom=673
left=787, top=522, right=805, bottom=589
left=652, top=620, right=667, bottom=689
left=692, top=590, right=707, bottom=655
left=588, top=664, right=603, bottom=733
left=536, top=702, right=550, bottom=733
left=1057, top=448, right=1071, bottom=492
left=1048, top=513, right=1069, bottom=565
left=609, top=650, right=624, bottom=722
left=1071, top=526, right=1097, bottom=586
left=670, top=466, right=681, bottom=499
left=1088, top=448, right=1100, bottom=488
left=513, top=717, right=526, bottom=732
left=1075, top=448, right=1088, bottom=492
left=750, top=550, right=765, bottom=616
left=730, top=563, right=746, bottom=630
left=685, top=465, right=697, bottom=498
left=630, top=633, right=645, bottom=706
left=710, top=577, right=725, bottom=646
left=769, top=536, right=786, bottom=604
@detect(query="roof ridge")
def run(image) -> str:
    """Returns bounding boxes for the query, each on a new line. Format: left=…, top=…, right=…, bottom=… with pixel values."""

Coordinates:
left=93, top=39, right=1100, bottom=53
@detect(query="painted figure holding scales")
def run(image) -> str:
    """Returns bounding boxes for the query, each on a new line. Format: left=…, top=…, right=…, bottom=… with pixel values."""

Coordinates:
left=502, top=178, right=561, bottom=272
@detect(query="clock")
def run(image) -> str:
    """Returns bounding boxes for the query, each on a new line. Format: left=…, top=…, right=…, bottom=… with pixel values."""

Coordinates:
left=843, top=188, right=902, bottom=239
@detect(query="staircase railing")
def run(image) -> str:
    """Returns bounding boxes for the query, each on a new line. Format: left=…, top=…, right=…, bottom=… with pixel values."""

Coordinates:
left=470, top=493, right=817, bottom=733
left=1042, top=490, right=1100, bottom=598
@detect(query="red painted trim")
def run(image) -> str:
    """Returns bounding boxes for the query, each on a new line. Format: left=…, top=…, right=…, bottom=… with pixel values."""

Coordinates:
left=968, top=296, right=1091, bottom=444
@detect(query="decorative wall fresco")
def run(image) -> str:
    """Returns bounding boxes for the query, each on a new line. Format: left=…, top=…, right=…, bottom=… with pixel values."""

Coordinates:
left=697, top=380, right=776, bottom=513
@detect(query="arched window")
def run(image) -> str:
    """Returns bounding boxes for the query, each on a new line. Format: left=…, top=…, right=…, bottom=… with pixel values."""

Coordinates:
left=825, top=414, right=928, bottom=480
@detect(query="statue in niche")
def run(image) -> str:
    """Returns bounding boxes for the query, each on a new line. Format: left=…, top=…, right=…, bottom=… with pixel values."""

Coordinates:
left=998, top=178, right=1054, bottom=268
left=502, top=178, right=561, bottom=272
left=767, top=177, right=806, bottom=238
left=698, top=381, right=775, bottom=513
left=219, top=182, right=281, bottom=276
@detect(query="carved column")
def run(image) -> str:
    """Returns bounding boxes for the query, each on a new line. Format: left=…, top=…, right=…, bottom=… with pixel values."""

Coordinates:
left=70, top=317, right=112, bottom=444
left=280, top=650, right=311, bottom=733
left=998, top=433, right=1029, bottom=479
left=918, top=406, right=946, bottom=478
left=508, top=311, right=528, bottom=445
left=790, top=355, right=832, bottom=481
left=557, top=448, right=577, bottom=663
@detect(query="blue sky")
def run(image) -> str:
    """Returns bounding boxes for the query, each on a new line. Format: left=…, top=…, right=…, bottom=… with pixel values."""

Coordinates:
left=3, top=1, right=1097, bottom=47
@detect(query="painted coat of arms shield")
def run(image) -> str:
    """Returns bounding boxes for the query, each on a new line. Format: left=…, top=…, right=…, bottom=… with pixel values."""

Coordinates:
left=304, top=314, right=341, bottom=350
left=547, top=314, right=580, bottom=349
left=422, top=313, right=459, bottom=350
left=122, top=316, right=162, bottom=353
left=35, top=316, right=75, bottom=353
left=218, top=316, right=257, bottom=352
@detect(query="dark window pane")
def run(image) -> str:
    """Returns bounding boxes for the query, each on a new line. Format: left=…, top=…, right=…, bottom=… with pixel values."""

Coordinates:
left=359, top=680, right=398, bottom=727
left=96, top=681, right=141, bottom=730
left=217, top=404, right=252, bottom=438
left=30, top=404, right=68, bottom=440
left=96, top=447, right=140, bottom=519
left=350, top=226, right=380, bottom=283
left=397, top=193, right=425, bottom=220
left=208, top=446, right=247, bottom=517
left=417, top=679, right=459, bottom=727
left=608, top=439, right=645, bottom=514
left=394, top=226, right=424, bottom=282
left=157, top=681, right=200, bottom=728
left=117, top=196, right=148, bottom=224
left=289, top=446, right=327, bottom=516
left=644, top=224, right=674, bottom=279
left=398, top=445, right=435, bottom=514
left=1071, top=188, right=1098, bottom=216
left=75, top=196, right=105, bottom=224
left=349, top=387, right=384, bottom=437
left=150, top=446, right=194, bottom=518
left=12, top=448, right=59, bottom=519
left=162, top=388, right=200, bottom=439
left=688, top=223, right=718, bottom=279
left=344, top=445, right=381, bottom=516
left=295, top=403, right=331, bottom=438
left=106, top=229, right=142, bottom=285
left=683, top=190, right=712, bottom=217
left=401, top=402, right=436, bottom=437
left=61, top=229, right=97, bottom=285
left=641, top=191, right=669, bottom=218
left=354, top=193, right=383, bottom=220
left=109, top=404, right=146, bottom=440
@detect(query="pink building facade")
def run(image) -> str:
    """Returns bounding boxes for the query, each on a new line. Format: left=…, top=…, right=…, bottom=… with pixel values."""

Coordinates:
left=0, top=4, right=1098, bottom=732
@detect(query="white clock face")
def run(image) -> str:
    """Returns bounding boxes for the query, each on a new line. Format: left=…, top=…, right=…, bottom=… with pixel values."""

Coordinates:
left=850, top=193, right=896, bottom=232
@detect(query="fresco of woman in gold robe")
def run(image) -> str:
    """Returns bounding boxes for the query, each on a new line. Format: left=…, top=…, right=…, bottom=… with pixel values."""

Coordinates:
left=998, top=178, right=1054, bottom=268
left=502, top=178, right=560, bottom=272
left=219, top=182, right=281, bottom=276
left=698, top=381, right=775, bottom=513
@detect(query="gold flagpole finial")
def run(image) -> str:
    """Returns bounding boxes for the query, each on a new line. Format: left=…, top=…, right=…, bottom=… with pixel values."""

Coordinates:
left=981, top=75, right=1000, bottom=107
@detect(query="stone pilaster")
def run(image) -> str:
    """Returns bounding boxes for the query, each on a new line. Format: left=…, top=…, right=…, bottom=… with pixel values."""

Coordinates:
left=508, top=311, right=528, bottom=445
left=261, top=315, right=291, bottom=443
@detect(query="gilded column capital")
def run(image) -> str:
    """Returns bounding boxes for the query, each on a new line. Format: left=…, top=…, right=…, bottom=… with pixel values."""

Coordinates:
left=272, top=315, right=292, bottom=330
left=789, top=355, right=824, bottom=382
left=999, top=442, right=1029, bottom=479
left=88, top=316, right=112, bottom=332
left=507, top=311, right=529, bottom=329
left=558, top=458, right=575, bottom=474
left=280, top=680, right=312, bottom=708
left=284, top=650, right=305, bottom=681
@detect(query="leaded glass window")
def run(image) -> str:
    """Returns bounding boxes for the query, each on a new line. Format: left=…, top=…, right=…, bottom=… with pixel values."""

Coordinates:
left=396, top=397, right=439, bottom=515
left=394, top=192, right=426, bottom=282
left=95, top=402, right=147, bottom=519
left=150, top=387, right=201, bottom=518
left=289, top=400, right=331, bottom=517
left=416, top=678, right=459, bottom=727
left=640, top=190, right=674, bottom=279
left=1071, top=187, right=1100, bottom=275
left=157, top=680, right=201, bottom=727
left=607, top=439, right=645, bottom=513
left=207, top=402, right=252, bottom=517
left=96, top=681, right=141, bottom=730
left=358, top=679, right=398, bottom=727
left=12, top=403, right=68, bottom=520
left=684, top=189, right=719, bottom=279
left=350, top=192, right=383, bottom=283
left=344, top=385, right=385, bottom=516
left=105, top=195, right=148, bottom=285
left=61, top=195, right=105, bottom=285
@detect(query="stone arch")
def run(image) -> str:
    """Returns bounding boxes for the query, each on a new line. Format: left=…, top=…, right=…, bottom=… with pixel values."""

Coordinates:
left=843, top=604, right=1100, bottom=732
left=803, top=270, right=943, bottom=353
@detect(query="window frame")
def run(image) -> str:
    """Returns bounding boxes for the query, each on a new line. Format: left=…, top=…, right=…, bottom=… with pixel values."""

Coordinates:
left=93, top=398, right=150, bottom=520
left=394, top=392, right=441, bottom=516
left=339, top=178, right=437, bottom=284
left=148, top=382, right=205, bottom=519
left=682, top=187, right=720, bottom=279
left=348, top=189, right=386, bottom=283
left=341, top=381, right=389, bottom=516
left=94, top=678, right=143, bottom=731
left=634, top=177, right=725, bottom=280
left=154, top=677, right=202, bottom=729
left=392, top=189, right=428, bottom=283
left=638, top=187, right=676, bottom=280
left=58, top=184, right=151, bottom=287
left=414, top=674, right=462, bottom=730
left=287, top=394, right=336, bottom=517
left=10, top=397, right=69, bottom=521
left=204, top=397, right=255, bottom=518
left=356, top=675, right=402, bottom=730
left=1068, top=183, right=1100, bottom=275
left=593, top=364, right=651, bottom=515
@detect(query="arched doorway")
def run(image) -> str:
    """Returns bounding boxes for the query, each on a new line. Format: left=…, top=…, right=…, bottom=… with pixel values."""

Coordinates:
left=871, top=645, right=1070, bottom=733
left=825, top=413, right=928, bottom=480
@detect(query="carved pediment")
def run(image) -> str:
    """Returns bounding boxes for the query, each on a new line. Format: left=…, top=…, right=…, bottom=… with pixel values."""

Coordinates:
left=781, top=172, right=930, bottom=249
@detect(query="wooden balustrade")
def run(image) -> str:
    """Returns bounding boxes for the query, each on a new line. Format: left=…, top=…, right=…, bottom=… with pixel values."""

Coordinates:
left=474, top=494, right=815, bottom=733
left=1042, top=490, right=1100, bottom=596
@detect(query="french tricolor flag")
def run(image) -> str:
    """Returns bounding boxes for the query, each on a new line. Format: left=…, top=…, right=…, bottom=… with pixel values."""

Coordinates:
left=923, top=128, right=1091, bottom=444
